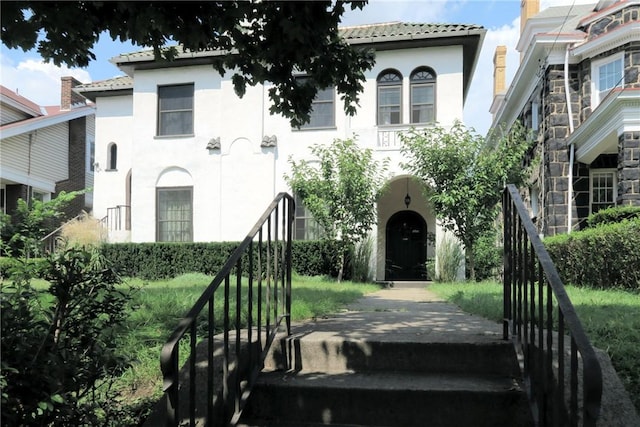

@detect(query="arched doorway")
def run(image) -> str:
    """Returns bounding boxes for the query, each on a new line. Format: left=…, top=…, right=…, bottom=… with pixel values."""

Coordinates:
left=385, top=210, right=428, bottom=281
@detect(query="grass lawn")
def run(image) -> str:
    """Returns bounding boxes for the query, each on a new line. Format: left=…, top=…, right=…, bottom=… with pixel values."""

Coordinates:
left=108, top=273, right=379, bottom=420
left=429, top=281, right=640, bottom=413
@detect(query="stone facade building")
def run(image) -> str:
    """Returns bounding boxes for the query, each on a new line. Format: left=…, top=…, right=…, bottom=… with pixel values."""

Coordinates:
left=491, top=0, right=640, bottom=236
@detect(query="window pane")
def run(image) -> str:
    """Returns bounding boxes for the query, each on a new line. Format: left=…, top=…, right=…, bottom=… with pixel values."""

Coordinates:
left=300, top=85, right=335, bottom=128
left=159, top=85, right=193, bottom=110
left=160, top=111, right=194, bottom=135
left=412, top=105, right=434, bottom=123
left=379, top=87, right=400, bottom=106
left=412, top=84, right=433, bottom=104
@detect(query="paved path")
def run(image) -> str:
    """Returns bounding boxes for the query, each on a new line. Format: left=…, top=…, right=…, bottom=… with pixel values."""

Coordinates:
left=291, top=282, right=503, bottom=343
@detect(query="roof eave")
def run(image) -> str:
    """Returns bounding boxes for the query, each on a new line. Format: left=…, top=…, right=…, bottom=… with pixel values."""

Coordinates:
left=0, top=106, right=95, bottom=139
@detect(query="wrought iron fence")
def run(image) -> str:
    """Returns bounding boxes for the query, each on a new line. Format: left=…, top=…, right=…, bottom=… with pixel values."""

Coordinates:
left=101, top=204, right=130, bottom=231
left=160, top=193, right=294, bottom=427
left=503, top=184, right=602, bottom=426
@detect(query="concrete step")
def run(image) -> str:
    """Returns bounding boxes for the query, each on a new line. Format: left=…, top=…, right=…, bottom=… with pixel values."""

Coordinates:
left=265, top=334, right=521, bottom=377
left=239, top=370, right=530, bottom=427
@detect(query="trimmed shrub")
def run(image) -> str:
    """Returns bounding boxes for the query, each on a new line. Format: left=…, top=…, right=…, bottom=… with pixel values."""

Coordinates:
left=99, top=240, right=345, bottom=280
left=585, top=206, right=640, bottom=229
left=545, top=218, right=640, bottom=290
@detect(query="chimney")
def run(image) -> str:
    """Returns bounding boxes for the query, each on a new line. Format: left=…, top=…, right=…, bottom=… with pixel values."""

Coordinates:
left=493, top=45, right=507, bottom=99
left=491, top=45, right=508, bottom=122
left=61, top=76, right=87, bottom=110
left=520, top=0, right=540, bottom=35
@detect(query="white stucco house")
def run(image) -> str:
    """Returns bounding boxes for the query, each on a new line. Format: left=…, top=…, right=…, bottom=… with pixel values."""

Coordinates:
left=77, top=22, right=486, bottom=281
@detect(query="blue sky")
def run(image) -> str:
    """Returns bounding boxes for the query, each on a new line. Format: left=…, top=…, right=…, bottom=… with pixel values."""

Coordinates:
left=0, top=0, right=593, bottom=134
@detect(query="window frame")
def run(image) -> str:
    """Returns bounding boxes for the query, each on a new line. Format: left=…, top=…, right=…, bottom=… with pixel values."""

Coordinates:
left=156, top=186, right=194, bottom=242
left=589, top=168, right=617, bottom=214
left=410, top=67, right=436, bottom=124
left=294, top=78, right=336, bottom=130
left=591, top=52, right=624, bottom=109
left=377, top=69, right=403, bottom=126
left=107, top=142, right=118, bottom=171
left=157, top=83, right=195, bottom=137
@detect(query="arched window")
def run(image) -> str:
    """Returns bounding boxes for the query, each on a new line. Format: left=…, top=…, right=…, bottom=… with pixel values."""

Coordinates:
left=410, top=67, right=436, bottom=124
left=377, top=69, right=402, bottom=125
left=107, top=143, right=118, bottom=170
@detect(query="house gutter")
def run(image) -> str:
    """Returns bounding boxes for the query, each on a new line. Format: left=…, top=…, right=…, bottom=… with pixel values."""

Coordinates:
left=565, top=45, right=575, bottom=233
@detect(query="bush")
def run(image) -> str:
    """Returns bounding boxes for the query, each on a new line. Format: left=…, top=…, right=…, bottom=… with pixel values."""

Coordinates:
left=470, top=230, right=502, bottom=281
left=1, top=247, right=131, bottom=425
left=545, top=218, right=640, bottom=290
left=99, top=240, right=345, bottom=280
left=585, top=206, right=640, bottom=229
left=436, top=233, right=464, bottom=282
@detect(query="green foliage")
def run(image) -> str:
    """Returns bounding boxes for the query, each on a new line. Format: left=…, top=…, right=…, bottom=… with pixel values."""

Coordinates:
left=99, top=241, right=345, bottom=280
left=351, top=235, right=374, bottom=283
left=435, top=233, right=464, bottom=282
left=0, top=191, right=82, bottom=258
left=1, top=247, right=131, bottom=426
left=286, top=137, right=389, bottom=281
left=0, top=2, right=375, bottom=127
left=585, top=205, right=640, bottom=229
left=471, top=229, right=503, bottom=281
left=401, top=121, right=529, bottom=280
left=545, top=218, right=640, bottom=290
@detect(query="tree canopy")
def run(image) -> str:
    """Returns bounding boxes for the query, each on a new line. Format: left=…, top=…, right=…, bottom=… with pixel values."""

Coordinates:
left=285, top=137, right=389, bottom=281
left=401, top=121, right=530, bottom=280
left=1, top=1, right=375, bottom=126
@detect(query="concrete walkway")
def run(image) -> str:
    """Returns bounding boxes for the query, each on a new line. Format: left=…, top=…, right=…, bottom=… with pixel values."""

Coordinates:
left=291, top=281, right=504, bottom=343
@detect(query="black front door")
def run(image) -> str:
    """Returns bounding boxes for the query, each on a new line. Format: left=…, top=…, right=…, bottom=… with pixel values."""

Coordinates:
left=385, top=211, right=428, bottom=281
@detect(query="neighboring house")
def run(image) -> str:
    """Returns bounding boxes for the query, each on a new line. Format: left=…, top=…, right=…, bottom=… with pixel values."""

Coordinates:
left=77, top=22, right=486, bottom=281
left=491, top=0, right=640, bottom=236
left=0, top=77, right=95, bottom=220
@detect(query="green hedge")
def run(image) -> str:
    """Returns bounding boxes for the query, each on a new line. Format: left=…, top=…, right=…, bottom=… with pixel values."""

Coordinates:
left=97, top=240, right=346, bottom=280
left=585, top=205, right=640, bottom=229
left=545, top=218, right=640, bottom=290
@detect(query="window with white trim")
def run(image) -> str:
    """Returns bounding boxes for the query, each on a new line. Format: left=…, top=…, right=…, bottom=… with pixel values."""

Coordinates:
left=295, top=78, right=335, bottom=129
left=591, top=53, right=624, bottom=109
left=410, top=67, right=436, bottom=124
left=107, top=143, right=118, bottom=171
left=590, top=169, right=617, bottom=214
left=157, top=186, right=193, bottom=242
left=88, top=141, right=95, bottom=172
left=157, top=84, right=194, bottom=136
left=377, top=70, right=402, bottom=125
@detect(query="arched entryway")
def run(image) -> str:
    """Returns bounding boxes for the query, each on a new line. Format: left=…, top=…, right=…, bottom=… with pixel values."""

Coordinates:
left=385, top=210, right=428, bottom=281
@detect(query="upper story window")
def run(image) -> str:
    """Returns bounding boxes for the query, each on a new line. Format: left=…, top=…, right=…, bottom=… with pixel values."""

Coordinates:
left=296, top=78, right=335, bottom=129
left=590, top=169, right=617, bottom=214
left=377, top=70, right=402, bottom=125
left=157, top=84, right=194, bottom=136
left=410, top=67, right=436, bottom=124
left=88, top=141, right=95, bottom=172
left=592, top=53, right=624, bottom=109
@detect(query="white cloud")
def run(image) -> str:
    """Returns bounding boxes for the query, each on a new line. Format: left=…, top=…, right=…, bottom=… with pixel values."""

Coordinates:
left=0, top=55, right=91, bottom=106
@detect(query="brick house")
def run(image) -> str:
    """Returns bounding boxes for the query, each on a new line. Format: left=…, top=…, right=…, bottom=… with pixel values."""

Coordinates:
left=491, top=0, right=640, bottom=236
left=0, top=77, right=95, bottom=220
left=77, top=22, right=486, bottom=281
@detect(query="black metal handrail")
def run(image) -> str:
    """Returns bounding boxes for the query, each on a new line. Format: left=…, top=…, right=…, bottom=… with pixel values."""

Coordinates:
left=503, top=184, right=602, bottom=426
left=160, top=193, right=294, bottom=427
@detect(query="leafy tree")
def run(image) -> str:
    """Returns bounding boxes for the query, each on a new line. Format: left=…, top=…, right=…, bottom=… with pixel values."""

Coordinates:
left=1, top=1, right=375, bottom=127
left=0, top=191, right=82, bottom=258
left=285, top=137, right=389, bottom=281
left=401, top=121, right=529, bottom=281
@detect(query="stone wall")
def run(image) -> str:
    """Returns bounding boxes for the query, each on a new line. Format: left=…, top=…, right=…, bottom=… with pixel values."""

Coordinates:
left=618, top=131, right=640, bottom=206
